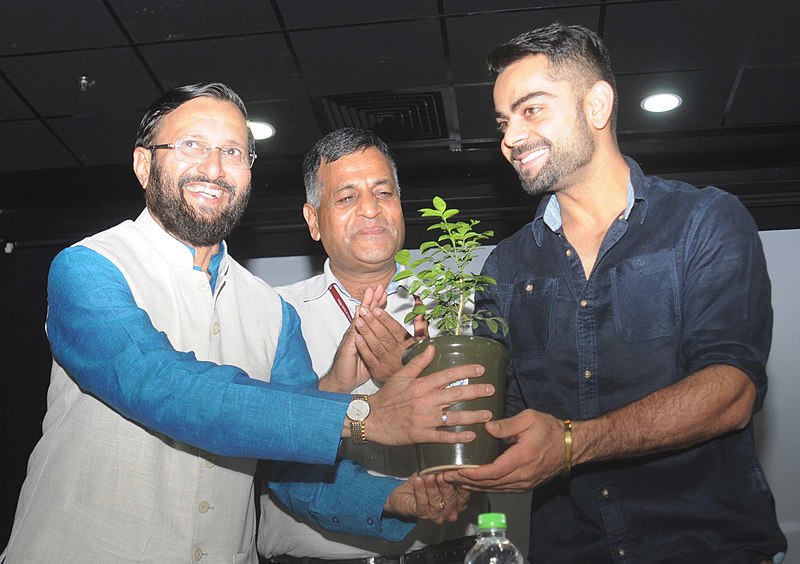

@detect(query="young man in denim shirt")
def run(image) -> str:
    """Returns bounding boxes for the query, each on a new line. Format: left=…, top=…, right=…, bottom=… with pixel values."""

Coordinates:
left=443, top=24, right=786, bottom=563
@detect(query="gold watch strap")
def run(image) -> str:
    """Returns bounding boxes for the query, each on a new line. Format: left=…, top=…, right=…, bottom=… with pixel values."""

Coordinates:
left=351, top=420, right=366, bottom=445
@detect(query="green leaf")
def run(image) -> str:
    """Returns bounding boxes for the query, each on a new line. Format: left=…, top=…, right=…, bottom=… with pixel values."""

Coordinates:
left=432, top=196, right=446, bottom=212
left=442, top=208, right=459, bottom=220
left=393, top=269, right=414, bottom=281
left=395, top=248, right=410, bottom=265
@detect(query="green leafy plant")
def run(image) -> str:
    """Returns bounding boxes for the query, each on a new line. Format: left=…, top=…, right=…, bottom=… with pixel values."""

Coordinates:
left=393, top=196, right=508, bottom=336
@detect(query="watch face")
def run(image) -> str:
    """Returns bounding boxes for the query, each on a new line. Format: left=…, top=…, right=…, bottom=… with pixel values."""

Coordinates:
left=347, top=398, right=370, bottom=421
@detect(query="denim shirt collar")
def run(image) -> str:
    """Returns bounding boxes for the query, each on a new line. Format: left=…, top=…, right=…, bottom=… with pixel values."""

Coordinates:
left=531, top=156, right=650, bottom=246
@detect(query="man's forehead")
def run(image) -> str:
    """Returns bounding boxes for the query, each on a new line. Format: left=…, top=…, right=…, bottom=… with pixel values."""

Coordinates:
left=161, top=98, right=247, bottom=135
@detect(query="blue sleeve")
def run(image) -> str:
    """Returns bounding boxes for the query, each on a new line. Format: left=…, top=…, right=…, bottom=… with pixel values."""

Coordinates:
left=46, top=245, right=349, bottom=464
left=268, top=305, right=415, bottom=540
left=679, top=191, right=773, bottom=411
left=267, top=460, right=413, bottom=541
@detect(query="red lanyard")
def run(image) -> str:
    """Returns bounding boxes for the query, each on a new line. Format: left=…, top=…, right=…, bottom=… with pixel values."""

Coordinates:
left=328, top=284, right=353, bottom=322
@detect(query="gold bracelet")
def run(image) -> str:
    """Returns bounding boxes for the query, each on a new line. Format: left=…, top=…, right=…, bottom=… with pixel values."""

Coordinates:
left=562, top=419, right=573, bottom=475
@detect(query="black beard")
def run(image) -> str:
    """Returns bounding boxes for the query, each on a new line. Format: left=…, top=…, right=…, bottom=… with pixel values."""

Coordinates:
left=513, top=112, right=595, bottom=197
left=145, top=159, right=251, bottom=247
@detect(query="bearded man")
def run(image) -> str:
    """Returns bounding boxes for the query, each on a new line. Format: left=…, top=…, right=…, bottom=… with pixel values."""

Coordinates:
left=2, top=83, right=494, bottom=564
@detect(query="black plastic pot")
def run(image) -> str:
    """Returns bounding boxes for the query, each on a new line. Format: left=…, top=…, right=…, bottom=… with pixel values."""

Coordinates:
left=402, top=335, right=508, bottom=475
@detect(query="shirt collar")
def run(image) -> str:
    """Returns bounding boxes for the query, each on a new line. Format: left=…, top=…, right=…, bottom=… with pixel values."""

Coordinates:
left=531, top=156, right=648, bottom=245
left=137, top=208, right=228, bottom=291
left=304, top=258, right=403, bottom=304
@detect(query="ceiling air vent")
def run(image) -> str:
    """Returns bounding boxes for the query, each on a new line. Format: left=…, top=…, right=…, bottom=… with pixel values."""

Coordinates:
left=314, top=90, right=449, bottom=144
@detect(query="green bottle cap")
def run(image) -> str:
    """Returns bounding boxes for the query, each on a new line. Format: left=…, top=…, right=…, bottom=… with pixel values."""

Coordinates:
left=477, top=512, right=507, bottom=530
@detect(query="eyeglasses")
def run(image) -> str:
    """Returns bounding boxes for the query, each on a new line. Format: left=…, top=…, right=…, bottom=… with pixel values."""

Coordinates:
left=148, top=139, right=257, bottom=169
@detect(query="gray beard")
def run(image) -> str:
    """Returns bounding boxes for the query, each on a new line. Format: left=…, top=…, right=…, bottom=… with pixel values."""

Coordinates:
left=145, top=159, right=250, bottom=247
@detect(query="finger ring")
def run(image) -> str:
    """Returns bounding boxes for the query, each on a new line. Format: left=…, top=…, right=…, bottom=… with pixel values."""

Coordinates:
left=440, top=412, right=448, bottom=425
left=438, top=500, right=445, bottom=510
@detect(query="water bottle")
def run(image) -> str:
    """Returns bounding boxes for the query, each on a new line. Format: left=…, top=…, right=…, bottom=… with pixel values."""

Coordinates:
left=465, top=512, right=524, bottom=564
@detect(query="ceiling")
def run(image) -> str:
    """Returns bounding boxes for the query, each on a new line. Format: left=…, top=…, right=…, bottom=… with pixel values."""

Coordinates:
left=1, top=0, right=799, bottom=258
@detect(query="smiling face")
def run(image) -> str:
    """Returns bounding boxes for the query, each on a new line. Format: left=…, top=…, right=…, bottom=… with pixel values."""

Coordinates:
left=494, top=54, right=595, bottom=196
left=132, top=96, right=252, bottom=248
left=303, top=147, right=405, bottom=279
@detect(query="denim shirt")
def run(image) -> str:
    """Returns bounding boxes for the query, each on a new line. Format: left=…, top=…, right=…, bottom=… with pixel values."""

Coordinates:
left=476, top=158, right=786, bottom=563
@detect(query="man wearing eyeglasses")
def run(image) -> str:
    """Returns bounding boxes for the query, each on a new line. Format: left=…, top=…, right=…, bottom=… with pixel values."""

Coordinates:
left=2, top=83, right=494, bottom=564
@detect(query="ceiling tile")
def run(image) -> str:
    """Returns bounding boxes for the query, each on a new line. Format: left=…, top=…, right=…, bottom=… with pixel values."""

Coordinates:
left=747, top=0, right=800, bottom=66
left=0, top=48, right=160, bottom=117
left=0, top=120, right=78, bottom=172
left=107, top=0, right=280, bottom=43
left=727, top=65, right=800, bottom=125
left=140, top=35, right=303, bottom=102
left=47, top=111, right=143, bottom=167
left=443, top=0, right=598, bottom=15
left=277, top=0, right=436, bottom=28
left=291, top=21, right=447, bottom=95
left=446, top=7, right=600, bottom=85
left=247, top=99, right=322, bottom=155
left=455, top=84, right=497, bottom=141
left=0, top=80, right=33, bottom=120
left=604, top=0, right=759, bottom=74
left=615, top=69, right=737, bottom=132
left=0, top=0, right=126, bottom=55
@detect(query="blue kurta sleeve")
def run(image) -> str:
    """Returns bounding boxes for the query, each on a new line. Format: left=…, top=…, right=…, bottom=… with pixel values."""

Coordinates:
left=267, top=300, right=414, bottom=541
left=46, top=245, right=349, bottom=464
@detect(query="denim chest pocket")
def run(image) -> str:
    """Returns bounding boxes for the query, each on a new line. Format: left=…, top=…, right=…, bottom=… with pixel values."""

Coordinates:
left=504, top=277, right=558, bottom=357
left=610, top=250, right=680, bottom=342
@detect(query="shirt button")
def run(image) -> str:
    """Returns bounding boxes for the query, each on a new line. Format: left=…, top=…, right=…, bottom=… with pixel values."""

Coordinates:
left=525, top=283, right=534, bottom=292
left=332, top=516, right=340, bottom=523
left=198, top=500, right=210, bottom=514
left=601, top=488, right=609, bottom=498
left=211, top=322, right=220, bottom=335
left=584, top=370, right=592, bottom=379
left=618, top=214, right=625, bottom=221
left=618, top=548, right=626, bottom=556
left=367, top=518, right=375, bottom=526
left=580, top=299, right=588, bottom=308
left=565, top=249, right=573, bottom=257
left=192, top=547, right=204, bottom=561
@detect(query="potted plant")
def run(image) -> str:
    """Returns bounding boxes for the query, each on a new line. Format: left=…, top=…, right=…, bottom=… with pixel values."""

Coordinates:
left=394, top=196, right=508, bottom=474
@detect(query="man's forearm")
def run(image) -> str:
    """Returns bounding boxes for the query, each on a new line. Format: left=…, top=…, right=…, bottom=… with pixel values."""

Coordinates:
left=573, top=364, right=757, bottom=466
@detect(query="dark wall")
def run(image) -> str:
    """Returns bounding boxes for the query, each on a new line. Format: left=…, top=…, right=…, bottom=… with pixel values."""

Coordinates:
left=2, top=244, right=60, bottom=549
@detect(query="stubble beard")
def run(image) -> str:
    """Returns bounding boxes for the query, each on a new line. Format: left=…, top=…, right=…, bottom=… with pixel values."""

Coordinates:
left=514, top=111, right=595, bottom=197
left=145, top=159, right=251, bottom=247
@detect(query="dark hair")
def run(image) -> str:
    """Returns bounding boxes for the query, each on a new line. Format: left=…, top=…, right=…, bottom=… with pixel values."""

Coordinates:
left=135, top=82, right=255, bottom=153
left=487, top=23, right=618, bottom=128
left=303, top=127, right=399, bottom=208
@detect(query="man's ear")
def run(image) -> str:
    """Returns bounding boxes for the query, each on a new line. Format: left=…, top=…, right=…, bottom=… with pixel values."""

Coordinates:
left=585, top=80, right=615, bottom=131
left=302, top=203, right=321, bottom=241
left=132, top=147, right=152, bottom=190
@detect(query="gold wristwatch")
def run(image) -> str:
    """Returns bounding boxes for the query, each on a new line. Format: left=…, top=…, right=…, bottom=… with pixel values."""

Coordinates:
left=346, top=394, right=370, bottom=445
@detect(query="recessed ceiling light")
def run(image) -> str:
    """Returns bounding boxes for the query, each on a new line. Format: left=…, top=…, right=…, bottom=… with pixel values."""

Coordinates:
left=640, top=93, right=682, bottom=113
left=248, top=121, right=276, bottom=140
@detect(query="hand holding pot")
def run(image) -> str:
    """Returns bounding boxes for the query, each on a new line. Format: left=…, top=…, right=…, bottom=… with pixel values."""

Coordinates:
left=366, top=345, right=494, bottom=446
left=440, top=408, right=565, bottom=492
